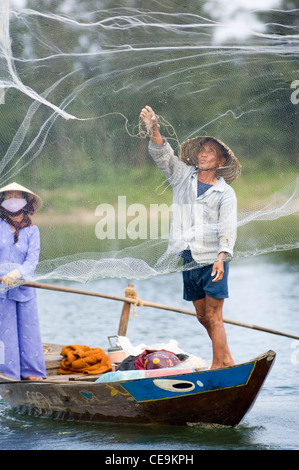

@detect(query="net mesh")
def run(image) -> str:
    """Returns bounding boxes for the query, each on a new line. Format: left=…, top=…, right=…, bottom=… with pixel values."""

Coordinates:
left=0, top=0, right=298, bottom=282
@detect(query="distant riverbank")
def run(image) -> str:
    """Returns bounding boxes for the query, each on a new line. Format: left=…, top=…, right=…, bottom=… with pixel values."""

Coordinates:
left=34, top=167, right=297, bottom=226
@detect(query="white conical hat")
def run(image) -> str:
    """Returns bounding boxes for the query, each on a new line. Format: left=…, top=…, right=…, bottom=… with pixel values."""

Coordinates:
left=0, top=182, right=43, bottom=212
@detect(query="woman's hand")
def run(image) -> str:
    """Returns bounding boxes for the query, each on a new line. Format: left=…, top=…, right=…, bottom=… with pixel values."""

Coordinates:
left=1, top=269, right=21, bottom=286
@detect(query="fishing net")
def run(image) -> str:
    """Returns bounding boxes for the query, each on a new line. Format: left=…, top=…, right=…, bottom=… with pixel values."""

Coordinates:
left=0, top=0, right=298, bottom=283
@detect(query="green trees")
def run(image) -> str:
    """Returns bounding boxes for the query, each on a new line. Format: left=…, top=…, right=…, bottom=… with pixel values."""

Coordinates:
left=1, top=0, right=297, bottom=195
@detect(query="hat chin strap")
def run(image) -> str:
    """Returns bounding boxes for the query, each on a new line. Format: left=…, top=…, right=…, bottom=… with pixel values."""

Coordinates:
left=197, top=165, right=229, bottom=171
left=197, top=166, right=218, bottom=171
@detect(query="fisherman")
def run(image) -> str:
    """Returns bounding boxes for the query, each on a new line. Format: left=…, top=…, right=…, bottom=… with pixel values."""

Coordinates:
left=0, top=182, right=46, bottom=381
left=140, top=106, right=241, bottom=369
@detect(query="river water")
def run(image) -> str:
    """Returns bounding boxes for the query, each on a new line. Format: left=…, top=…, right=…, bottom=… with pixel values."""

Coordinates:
left=0, top=253, right=298, bottom=450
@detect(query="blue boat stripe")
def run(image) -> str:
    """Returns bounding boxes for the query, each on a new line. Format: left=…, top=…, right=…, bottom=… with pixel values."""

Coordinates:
left=119, top=361, right=256, bottom=403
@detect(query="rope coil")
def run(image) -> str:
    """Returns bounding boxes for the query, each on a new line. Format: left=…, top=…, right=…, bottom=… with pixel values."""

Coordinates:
left=124, top=286, right=143, bottom=317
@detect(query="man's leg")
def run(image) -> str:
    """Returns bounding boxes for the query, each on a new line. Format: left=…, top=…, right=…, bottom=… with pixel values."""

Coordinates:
left=193, top=296, right=234, bottom=369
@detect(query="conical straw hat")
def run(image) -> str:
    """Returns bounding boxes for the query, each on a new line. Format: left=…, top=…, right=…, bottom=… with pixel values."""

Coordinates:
left=179, top=136, right=241, bottom=184
left=0, top=182, right=43, bottom=212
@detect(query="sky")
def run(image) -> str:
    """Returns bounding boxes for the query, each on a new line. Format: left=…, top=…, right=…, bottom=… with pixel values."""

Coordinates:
left=203, top=0, right=282, bottom=41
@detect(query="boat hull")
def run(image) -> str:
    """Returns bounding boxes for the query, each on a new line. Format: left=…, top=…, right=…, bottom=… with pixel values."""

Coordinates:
left=0, top=350, right=275, bottom=427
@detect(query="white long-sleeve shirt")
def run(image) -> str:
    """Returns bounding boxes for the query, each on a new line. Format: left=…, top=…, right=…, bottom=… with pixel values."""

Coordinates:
left=149, top=139, right=237, bottom=265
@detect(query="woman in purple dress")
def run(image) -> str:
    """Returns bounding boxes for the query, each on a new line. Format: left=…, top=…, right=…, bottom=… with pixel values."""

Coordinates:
left=0, top=182, right=46, bottom=381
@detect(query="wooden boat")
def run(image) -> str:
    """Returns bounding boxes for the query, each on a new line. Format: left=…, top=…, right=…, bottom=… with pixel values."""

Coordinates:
left=0, top=282, right=277, bottom=427
left=0, top=345, right=275, bottom=427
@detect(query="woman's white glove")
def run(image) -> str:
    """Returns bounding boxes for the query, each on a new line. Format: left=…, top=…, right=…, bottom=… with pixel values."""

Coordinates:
left=1, top=269, right=21, bottom=286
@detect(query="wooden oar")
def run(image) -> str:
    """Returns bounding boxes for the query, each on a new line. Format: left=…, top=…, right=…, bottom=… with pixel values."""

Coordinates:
left=24, top=281, right=299, bottom=341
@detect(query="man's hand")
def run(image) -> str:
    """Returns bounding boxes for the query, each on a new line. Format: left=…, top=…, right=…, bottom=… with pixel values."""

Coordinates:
left=140, top=106, right=164, bottom=146
left=140, top=105, right=159, bottom=129
left=211, top=253, right=227, bottom=282
left=211, top=260, right=224, bottom=282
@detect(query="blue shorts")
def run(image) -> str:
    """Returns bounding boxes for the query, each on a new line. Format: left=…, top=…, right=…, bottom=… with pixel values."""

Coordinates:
left=182, top=262, right=229, bottom=301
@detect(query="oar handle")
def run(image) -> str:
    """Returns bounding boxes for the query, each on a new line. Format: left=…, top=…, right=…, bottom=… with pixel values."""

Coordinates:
left=24, top=281, right=299, bottom=341
left=24, top=281, right=135, bottom=304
